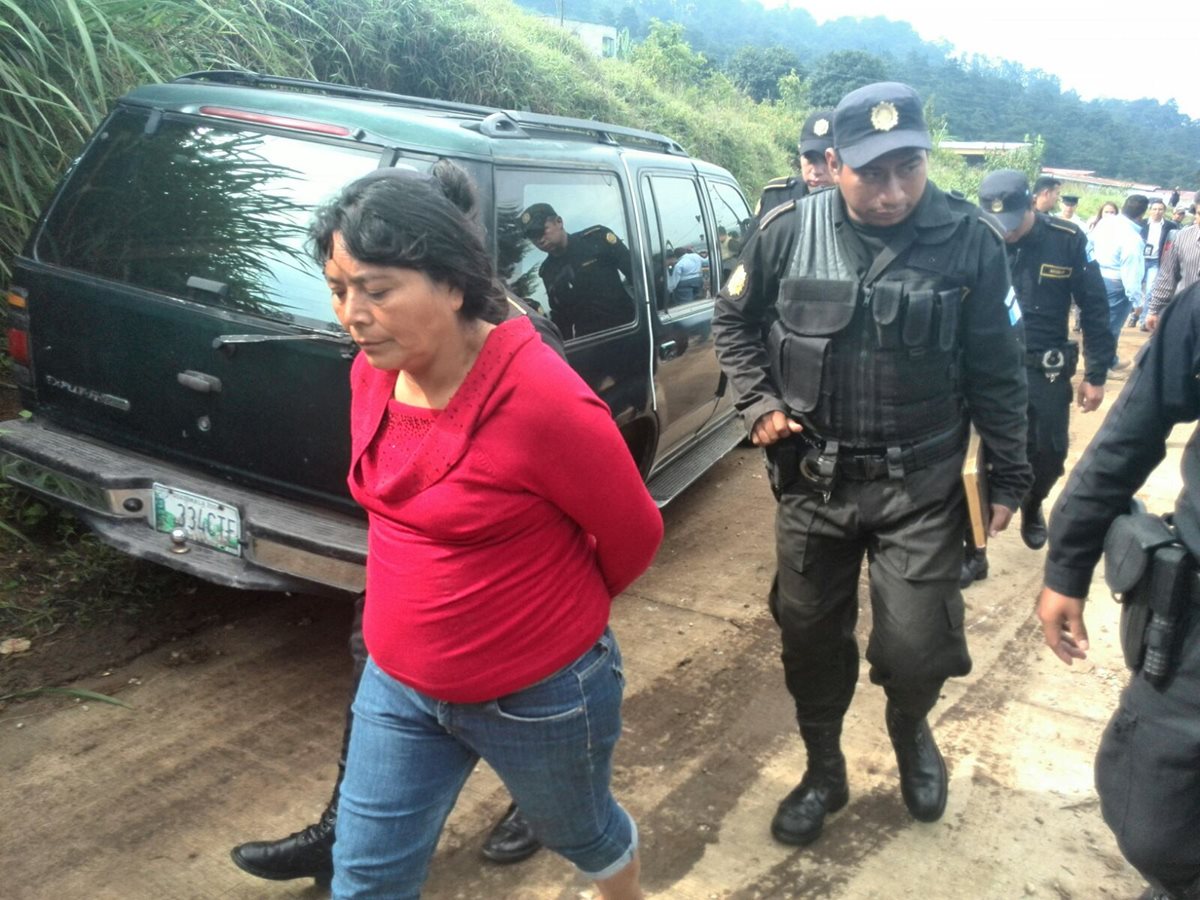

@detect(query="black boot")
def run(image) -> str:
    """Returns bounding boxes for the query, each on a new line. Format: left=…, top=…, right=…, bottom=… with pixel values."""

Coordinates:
left=1020, top=500, right=1047, bottom=550
left=231, top=683, right=355, bottom=885
left=959, top=547, right=988, bottom=588
left=885, top=702, right=947, bottom=823
left=481, top=802, right=542, bottom=864
left=230, top=803, right=335, bottom=885
left=770, top=722, right=850, bottom=846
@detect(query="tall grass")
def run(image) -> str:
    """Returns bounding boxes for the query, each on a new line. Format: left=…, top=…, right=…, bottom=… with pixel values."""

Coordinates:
left=0, top=0, right=322, bottom=283
left=0, top=0, right=807, bottom=285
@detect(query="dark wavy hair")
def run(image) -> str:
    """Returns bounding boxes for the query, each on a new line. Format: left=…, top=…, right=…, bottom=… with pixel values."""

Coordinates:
left=309, top=162, right=506, bottom=322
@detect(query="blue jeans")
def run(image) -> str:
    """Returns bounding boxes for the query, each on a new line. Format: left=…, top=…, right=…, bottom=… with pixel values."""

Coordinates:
left=1138, top=262, right=1160, bottom=326
left=1105, top=278, right=1131, bottom=367
left=332, top=628, right=636, bottom=899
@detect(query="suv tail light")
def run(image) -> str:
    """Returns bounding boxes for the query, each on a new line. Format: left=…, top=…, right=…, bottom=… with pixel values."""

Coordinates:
left=5, top=288, right=31, bottom=373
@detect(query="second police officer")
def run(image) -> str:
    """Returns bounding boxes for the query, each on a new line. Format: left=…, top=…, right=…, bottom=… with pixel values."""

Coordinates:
left=961, top=171, right=1115, bottom=584
left=714, top=83, right=1031, bottom=849
left=754, top=108, right=836, bottom=220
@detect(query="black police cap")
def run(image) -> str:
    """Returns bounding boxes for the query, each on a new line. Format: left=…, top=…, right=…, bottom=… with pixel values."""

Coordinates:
left=520, top=203, right=558, bottom=238
left=832, top=82, right=931, bottom=169
left=979, top=169, right=1033, bottom=235
left=798, top=109, right=834, bottom=157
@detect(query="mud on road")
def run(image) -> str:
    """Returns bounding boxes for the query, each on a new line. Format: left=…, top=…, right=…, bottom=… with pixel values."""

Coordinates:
left=0, top=329, right=1163, bottom=899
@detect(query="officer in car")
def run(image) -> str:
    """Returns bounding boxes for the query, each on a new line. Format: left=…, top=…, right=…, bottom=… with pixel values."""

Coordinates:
left=755, top=108, right=836, bottom=220
left=960, top=171, right=1114, bottom=586
left=522, top=203, right=635, bottom=338
left=1037, top=280, right=1200, bottom=900
left=714, top=82, right=1030, bottom=850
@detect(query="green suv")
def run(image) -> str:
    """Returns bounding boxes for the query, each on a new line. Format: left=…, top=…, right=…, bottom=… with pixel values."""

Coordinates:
left=0, top=71, right=752, bottom=595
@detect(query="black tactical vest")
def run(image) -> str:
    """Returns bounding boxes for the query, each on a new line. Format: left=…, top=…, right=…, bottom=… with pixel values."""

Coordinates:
left=766, top=189, right=967, bottom=447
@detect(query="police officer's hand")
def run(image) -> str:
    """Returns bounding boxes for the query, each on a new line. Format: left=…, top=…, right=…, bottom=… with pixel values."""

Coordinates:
left=1147, top=313, right=1160, bottom=332
left=1076, top=381, right=1104, bottom=413
left=1036, top=586, right=1090, bottom=665
left=751, top=410, right=804, bottom=447
left=986, top=503, right=1014, bottom=537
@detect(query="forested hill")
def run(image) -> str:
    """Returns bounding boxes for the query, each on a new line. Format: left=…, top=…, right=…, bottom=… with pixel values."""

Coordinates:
left=519, top=0, right=1200, bottom=186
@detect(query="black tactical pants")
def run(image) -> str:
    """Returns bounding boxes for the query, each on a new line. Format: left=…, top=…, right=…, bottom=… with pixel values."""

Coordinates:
left=1025, top=367, right=1072, bottom=507
left=769, top=451, right=973, bottom=725
left=1097, top=603, right=1200, bottom=896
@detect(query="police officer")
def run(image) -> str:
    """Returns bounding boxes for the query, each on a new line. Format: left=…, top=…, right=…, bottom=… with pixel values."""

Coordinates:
left=1037, top=281, right=1200, bottom=900
left=522, top=203, right=634, bottom=339
left=754, top=108, right=835, bottom=220
left=968, top=171, right=1113, bottom=566
left=713, top=82, right=1031, bottom=848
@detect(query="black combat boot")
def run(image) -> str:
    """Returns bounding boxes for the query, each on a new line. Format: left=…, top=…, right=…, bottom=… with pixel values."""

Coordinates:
left=230, top=802, right=336, bottom=885
left=770, top=721, right=850, bottom=846
left=1020, top=500, right=1047, bottom=550
left=230, top=703, right=355, bottom=885
left=885, top=702, right=947, bottom=823
left=481, top=802, right=542, bottom=864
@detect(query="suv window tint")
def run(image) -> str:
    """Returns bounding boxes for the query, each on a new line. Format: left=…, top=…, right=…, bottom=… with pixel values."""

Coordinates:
left=707, top=180, right=754, bottom=287
left=35, top=108, right=382, bottom=328
left=644, top=175, right=713, bottom=309
left=494, top=169, right=636, bottom=340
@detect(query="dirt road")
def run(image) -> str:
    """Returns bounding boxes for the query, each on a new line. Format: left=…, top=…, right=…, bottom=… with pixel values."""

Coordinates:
left=0, top=329, right=1167, bottom=899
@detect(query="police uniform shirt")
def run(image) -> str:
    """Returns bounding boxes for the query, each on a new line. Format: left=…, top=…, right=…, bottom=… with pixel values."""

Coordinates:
left=538, top=225, right=634, bottom=338
left=1008, top=213, right=1115, bottom=385
left=1045, top=281, right=1200, bottom=598
left=754, top=176, right=808, bottom=220
left=713, top=180, right=1031, bottom=509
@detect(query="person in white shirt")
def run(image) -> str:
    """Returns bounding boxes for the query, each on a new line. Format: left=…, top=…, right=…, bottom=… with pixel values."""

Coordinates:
left=1133, top=199, right=1180, bottom=329
left=1089, top=194, right=1149, bottom=369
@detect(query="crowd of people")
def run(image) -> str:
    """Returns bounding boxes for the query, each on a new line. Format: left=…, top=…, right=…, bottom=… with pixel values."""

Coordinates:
left=224, top=81, right=1200, bottom=900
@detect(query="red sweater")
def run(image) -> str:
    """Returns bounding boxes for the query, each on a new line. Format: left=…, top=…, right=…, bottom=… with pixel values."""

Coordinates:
left=348, top=317, right=663, bottom=703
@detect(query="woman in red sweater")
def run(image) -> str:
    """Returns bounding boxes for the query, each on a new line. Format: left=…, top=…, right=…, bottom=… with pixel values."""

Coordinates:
left=313, top=167, right=663, bottom=899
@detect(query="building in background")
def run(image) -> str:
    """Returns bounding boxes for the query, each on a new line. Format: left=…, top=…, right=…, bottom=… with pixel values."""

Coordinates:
left=536, top=15, right=617, bottom=58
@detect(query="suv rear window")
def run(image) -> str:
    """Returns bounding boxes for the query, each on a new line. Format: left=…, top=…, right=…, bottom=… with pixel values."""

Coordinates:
left=35, top=108, right=382, bottom=328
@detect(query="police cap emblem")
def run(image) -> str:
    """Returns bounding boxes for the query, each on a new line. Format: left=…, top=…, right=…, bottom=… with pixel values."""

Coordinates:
left=990, top=199, right=1005, bottom=213
left=521, top=212, right=531, bottom=224
left=605, top=231, right=617, bottom=244
left=869, top=101, right=899, bottom=132
left=813, top=118, right=830, bottom=137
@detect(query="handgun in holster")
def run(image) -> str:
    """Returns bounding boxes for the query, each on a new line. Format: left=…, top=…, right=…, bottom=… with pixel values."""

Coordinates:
left=1103, top=512, right=1193, bottom=684
left=763, top=418, right=838, bottom=503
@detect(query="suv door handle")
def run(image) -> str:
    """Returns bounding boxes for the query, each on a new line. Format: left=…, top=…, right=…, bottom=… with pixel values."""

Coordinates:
left=659, top=340, right=680, bottom=360
left=177, top=370, right=222, bottom=393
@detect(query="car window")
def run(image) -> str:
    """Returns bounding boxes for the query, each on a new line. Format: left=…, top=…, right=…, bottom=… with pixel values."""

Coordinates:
left=644, top=175, right=714, bottom=310
left=35, top=108, right=383, bottom=329
left=707, top=180, right=754, bottom=287
left=494, top=168, right=636, bottom=340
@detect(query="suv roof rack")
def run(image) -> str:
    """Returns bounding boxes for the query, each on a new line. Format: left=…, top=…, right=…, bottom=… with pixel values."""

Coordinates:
left=171, top=70, right=688, bottom=156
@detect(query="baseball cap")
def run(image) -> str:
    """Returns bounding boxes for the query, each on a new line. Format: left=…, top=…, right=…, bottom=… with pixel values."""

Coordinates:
left=520, top=202, right=558, bottom=238
left=979, top=169, right=1034, bottom=234
left=798, top=109, right=834, bottom=156
left=832, top=82, right=932, bottom=169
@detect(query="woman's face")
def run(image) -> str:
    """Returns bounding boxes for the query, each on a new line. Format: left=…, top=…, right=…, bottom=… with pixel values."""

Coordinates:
left=1102, top=204, right=1118, bottom=217
left=325, top=233, right=464, bottom=374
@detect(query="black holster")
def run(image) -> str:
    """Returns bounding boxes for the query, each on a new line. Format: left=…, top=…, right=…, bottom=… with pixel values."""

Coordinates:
left=1103, top=513, right=1193, bottom=684
left=764, top=431, right=838, bottom=502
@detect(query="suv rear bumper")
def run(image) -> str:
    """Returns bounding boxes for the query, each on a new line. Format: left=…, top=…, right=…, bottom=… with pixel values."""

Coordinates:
left=0, top=418, right=365, bottom=595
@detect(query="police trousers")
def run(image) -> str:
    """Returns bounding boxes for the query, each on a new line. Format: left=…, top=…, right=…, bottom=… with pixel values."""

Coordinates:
left=769, top=451, right=973, bottom=725
left=1097, top=601, right=1200, bottom=895
left=1026, top=367, right=1072, bottom=506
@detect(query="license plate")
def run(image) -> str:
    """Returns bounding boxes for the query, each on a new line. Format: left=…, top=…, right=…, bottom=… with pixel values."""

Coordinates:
left=152, top=483, right=242, bottom=556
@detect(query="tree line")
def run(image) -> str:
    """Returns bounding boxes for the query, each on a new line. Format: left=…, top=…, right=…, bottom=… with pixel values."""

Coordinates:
left=517, top=0, right=1200, bottom=187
